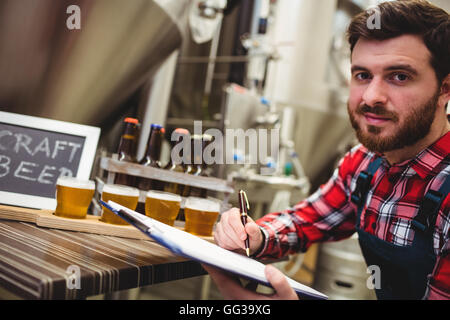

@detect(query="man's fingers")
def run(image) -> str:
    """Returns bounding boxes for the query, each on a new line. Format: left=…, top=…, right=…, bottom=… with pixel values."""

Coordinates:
left=228, top=209, right=249, bottom=241
left=265, top=265, right=299, bottom=300
left=215, top=222, right=239, bottom=250
left=217, top=209, right=246, bottom=249
left=214, top=208, right=263, bottom=253
left=245, top=221, right=261, bottom=239
left=244, top=221, right=262, bottom=252
left=216, top=221, right=244, bottom=249
left=223, top=208, right=247, bottom=241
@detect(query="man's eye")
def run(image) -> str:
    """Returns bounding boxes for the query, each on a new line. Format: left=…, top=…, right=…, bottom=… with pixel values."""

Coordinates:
left=354, top=72, right=371, bottom=80
left=391, top=73, right=410, bottom=82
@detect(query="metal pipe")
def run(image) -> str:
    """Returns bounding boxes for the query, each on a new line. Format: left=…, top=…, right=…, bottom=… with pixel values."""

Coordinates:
left=178, top=55, right=251, bottom=63
left=204, top=18, right=223, bottom=97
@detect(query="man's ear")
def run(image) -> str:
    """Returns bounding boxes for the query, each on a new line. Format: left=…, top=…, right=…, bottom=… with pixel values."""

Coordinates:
left=438, top=74, right=450, bottom=109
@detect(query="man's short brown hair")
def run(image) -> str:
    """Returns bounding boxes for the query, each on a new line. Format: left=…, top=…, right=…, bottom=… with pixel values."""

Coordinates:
left=347, top=0, right=449, bottom=83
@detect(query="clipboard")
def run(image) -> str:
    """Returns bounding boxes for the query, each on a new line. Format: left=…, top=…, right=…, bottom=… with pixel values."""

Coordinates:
left=100, top=200, right=328, bottom=300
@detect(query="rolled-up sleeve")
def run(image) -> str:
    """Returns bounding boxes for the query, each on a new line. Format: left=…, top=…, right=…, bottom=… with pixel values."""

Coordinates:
left=254, top=148, right=365, bottom=260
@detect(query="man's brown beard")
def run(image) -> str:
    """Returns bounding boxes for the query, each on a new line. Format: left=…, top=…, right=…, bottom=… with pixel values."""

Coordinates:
left=347, top=92, right=439, bottom=153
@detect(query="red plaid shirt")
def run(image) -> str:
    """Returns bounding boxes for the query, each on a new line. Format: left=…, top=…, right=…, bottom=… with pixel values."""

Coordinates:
left=256, top=131, right=450, bottom=299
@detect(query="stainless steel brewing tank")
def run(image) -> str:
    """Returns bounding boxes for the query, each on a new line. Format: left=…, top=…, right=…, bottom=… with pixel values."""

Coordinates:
left=0, top=0, right=187, bottom=127
left=312, top=233, right=377, bottom=300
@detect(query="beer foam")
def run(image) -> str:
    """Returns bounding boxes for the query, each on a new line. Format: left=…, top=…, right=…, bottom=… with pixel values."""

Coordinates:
left=185, top=197, right=220, bottom=212
left=57, top=176, right=95, bottom=189
left=102, top=184, right=139, bottom=197
left=146, top=190, right=181, bottom=202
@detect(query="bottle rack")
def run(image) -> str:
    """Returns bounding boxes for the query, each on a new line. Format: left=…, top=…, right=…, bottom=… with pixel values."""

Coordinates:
left=97, top=155, right=235, bottom=205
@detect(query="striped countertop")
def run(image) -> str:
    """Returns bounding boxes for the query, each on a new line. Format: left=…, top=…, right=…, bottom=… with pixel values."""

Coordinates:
left=0, top=220, right=205, bottom=299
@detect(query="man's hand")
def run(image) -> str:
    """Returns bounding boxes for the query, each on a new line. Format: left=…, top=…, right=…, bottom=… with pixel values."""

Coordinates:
left=202, top=264, right=298, bottom=300
left=214, top=207, right=264, bottom=255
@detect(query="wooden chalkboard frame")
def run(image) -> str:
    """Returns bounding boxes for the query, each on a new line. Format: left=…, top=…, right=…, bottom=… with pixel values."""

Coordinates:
left=0, top=111, right=100, bottom=210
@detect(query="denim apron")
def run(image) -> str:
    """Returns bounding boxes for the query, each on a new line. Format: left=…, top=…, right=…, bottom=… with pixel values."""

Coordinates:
left=351, top=157, right=449, bottom=300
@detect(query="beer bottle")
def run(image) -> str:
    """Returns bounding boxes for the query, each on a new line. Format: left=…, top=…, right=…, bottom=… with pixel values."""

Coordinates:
left=136, top=124, right=165, bottom=191
left=164, top=128, right=191, bottom=196
left=114, top=117, right=139, bottom=186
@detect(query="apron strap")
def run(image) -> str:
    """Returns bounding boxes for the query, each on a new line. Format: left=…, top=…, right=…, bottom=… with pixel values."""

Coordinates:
left=412, top=174, right=450, bottom=233
left=351, top=157, right=383, bottom=221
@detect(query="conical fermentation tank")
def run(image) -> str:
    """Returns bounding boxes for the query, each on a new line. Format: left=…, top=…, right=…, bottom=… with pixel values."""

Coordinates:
left=0, top=0, right=188, bottom=128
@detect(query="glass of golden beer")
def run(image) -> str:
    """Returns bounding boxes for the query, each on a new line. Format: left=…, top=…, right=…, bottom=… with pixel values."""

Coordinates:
left=55, top=176, right=95, bottom=219
left=100, top=184, right=139, bottom=225
left=184, top=197, right=220, bottom=236
left=145, top=191, right=181, bottom=226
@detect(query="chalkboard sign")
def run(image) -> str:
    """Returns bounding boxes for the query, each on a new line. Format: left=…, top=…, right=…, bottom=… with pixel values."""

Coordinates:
left=0, top=111, right=100, bottom=210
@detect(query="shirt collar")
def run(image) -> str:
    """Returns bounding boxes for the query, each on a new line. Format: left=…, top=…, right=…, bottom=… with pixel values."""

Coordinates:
left=409, top=131, right=450, bottom=179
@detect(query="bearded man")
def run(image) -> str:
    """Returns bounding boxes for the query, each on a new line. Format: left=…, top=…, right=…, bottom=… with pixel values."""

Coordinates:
left=204, top=0, right=450, bottom=300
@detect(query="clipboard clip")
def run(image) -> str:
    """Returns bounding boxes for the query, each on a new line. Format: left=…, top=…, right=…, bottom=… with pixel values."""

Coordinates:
left=146, top=221, right=164, bottom=235
left=100, top=200, right=163, bottom=235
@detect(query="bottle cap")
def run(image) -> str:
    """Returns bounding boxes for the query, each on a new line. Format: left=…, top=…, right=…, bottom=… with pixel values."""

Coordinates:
left=174, top=128, right=190, bottom=135
left=124, top=117, right=139, bottom=124
left=151, top=123, right=163, bottom=129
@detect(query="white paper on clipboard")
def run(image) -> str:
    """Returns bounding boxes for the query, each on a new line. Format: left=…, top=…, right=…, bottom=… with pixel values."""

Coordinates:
left=102, top=200, right=328, bottom=300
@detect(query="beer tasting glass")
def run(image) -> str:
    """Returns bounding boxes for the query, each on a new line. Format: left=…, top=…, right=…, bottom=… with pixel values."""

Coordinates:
left=145, top=190, right=181, bottom=226
left=100, top=184, right=139, bottom=225
left=55, top=176, right=95, bottom=219
left=184, top=197, right=220, bottom=236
